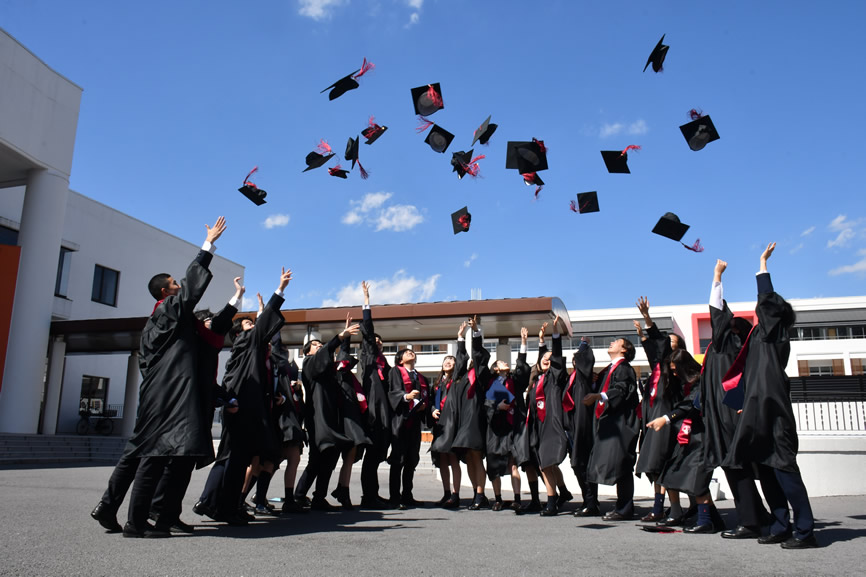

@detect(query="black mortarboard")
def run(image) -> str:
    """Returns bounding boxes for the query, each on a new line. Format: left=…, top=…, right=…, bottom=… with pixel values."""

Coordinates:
left=411, top=83, right=444, bottom=116
left=451, top=206, right=471, bottom=234
left=424, top=124, right=454, bottom=153
left=302, top=151, right=335, bottom=172
left=238, top=167, right=266, bottom=205
left=505, top=139, right=548, bottom=172
left=328, top=164, right=349, bottom=179
left=644, top=34, right=669, bottom=73
left=451, top=150, right=473, bottom=179
left=573, top=191, right=599, bottom=214
left=523, top=172, right=544, bottom=187
left=345, top=136, right=360, bottom=169
left=321, top=70, right=360, bottom=101
left=652, top=212, right=690, bottom=242
left=600, top=147, right=640, bottom=174
left=472, top=115, right=498, bottom=146
left=362, top=118, right=388, bottom=144
left=680, top=112, right=720, bottom=151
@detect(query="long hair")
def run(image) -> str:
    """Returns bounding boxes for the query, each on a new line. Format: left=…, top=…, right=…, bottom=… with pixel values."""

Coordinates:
left=670, top=349, right=702, bottom=386
left=435, top=355, right=457, bottom=387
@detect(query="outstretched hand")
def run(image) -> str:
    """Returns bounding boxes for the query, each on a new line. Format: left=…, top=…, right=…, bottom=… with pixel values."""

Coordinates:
left=636, top=296, right=650, bottom=318
left=458, top=321, right=468, bottom=338
left=362, top=281, right=370, bottom=305
left=277, top=267, right=293, bottom=292
left=520, top=327, right=529, bottom=342
left=760, top=242, right=776, bottom=272
left=345, top=312, right=352, bottom=329
left=205, top=216, right=227, bottom=244
left=714, top=259, right=727, bottom=277
left=633, top=319, right=644, bottom=337
left=538, top=322, right=548, bottom=341
left=341, top=323, right=361, bottom=340
left=233, top=277, right=245, bottom=298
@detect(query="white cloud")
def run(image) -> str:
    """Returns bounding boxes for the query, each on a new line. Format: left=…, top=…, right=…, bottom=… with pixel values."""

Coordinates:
left=829, top=249, right=866, bottom=276
left=407, top=0, right=423, bottom=8
left=801, top=226, right=815, bottom=237
left=241, top=296, right=257, bottom=312
left=342, top=192, right=423, bottom=232
left=322, top=270, right=440, bottom=306
left=408, top=12, right=419, bottom=24
left=263, top=213, right=290, bottom=229
left=600, top=123, right=623, bottom=138
left=829, top=214, right=853, bottom=232
left=298, top=0, right=347, bottom=20
left=789, top=242, right=804, bottom=254
left=826, top=215, right=863, bottom=248
left=627, top=119, right=648, bottom=135
left=464, top=253, right=478, bottom=268
left=405, top=0, right=422, bottom=25
left=600, top=119, right=647, bottom=138
left=828, top=229, right=856, bottom=248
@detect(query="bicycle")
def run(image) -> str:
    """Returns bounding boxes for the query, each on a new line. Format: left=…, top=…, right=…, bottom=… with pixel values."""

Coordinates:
left=76, top=411, right=115, bottom=436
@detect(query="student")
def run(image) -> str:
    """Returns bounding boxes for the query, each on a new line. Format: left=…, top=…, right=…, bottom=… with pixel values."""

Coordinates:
left=567, top=337, right=598, bottom=517
left=724, top=243, right=818, bottom=549
left=358, top=281, right=393, bottom=509
left=584, top=336, right=640, bottom=521
left=388, top=345, right=430, bottom=509
left=429, top=336, right=467, bottom=508
left=484, top=355, right=520, bottom=511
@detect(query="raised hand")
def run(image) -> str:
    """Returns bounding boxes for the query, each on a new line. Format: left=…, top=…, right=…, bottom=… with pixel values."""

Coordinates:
left=636, top=296, right=650, bottom=318
left=520, top=327, right=529, bottom=343
left=341, top=323, right=361, bottom=339
left=715, top=259, right=727, bottom=277
left=345, top=312, right=352, bottom=329
left=256, top=292, right=264, bottom=315
left=233, top=277, right=245, bottom=299
left=538, top=322, right=549, bottom=341
left=458, top=321, right=468, bottom=338
left=362, top=280, right=370, bottom=305
left=277, top=267, right=292, bottom=292
left=760, top=242, right=776, bottom=272
left=633, top=319, right=645, bottom=338
left=205, top=216, right=227, bottom=244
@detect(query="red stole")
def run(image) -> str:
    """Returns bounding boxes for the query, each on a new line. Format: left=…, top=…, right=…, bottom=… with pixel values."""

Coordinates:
left=721, top=325, right=757, bottom=392
left=533, top=374, right=547, bottom=422
left=648, top=363, right=661, bottom=407
left=503, top=376, right=516, bottom=425
left=595, top=358, right=624, bottom=419
left=151, top=299, right=165, bottom=315
left=677, top=380, right=695, bottom=445
left=375, top=354, right=387, bottom=382
left=467, top=368, right=477, bottom=399
left=397, top=366, right=429, bottom=410
left=337, top=360, right=368, bottom=413
left=439, top=378, right=452, bottom=410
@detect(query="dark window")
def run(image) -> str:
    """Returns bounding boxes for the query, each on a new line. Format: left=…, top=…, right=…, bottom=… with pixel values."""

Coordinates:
left=91, top=264, right=119, bottom=306
left=80, top=375, right=109, bottom=414
left=0, top=225, right=18, bottom=246
left=55, top=247, right=73, bottom=297
left=699, top=338, right=712, bottom=354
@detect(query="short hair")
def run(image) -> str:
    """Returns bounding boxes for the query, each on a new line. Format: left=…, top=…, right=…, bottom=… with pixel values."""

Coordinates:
left=394, top=348, right=412, bottom=366
left=148, top=273, right=171, bottom=300
left=303, top=339, right=322, bottom=356
left=194, top=309, right=213, bottom=322
left=620, top=338, right=636, bottom=362
left=374, top=333, right=383, bottom=342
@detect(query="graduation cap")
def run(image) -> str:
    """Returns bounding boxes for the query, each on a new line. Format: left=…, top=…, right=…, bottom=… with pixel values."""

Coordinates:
left=451, top=206, right=471, bottom=234
left=238, top=166, right=267, bottom=205
left=361, top=116, right=388, bottom=144
left=682, top=238, right=704, bottom=252
left=344, top=136, right=369, bottom=179
left=302, top=140, right=335, bottom=172
left=328, top=164, right=349, bottom=179
left=680, top=110, right=720, bottom=151
left=472, top=115, right=498, bottom=146
left=321, top=57, right=375, bottom=100
left=570, top=191, right=599, bottom=214
left=411, top=83, right=444, bottom=116
left=505, top=139, right=548, bottom=173
left=451, top=149, right=485, bottom=179
left=643, top=34, right=669, bottom=73
left=521, top=172, right=544, bottom=198
left=424, top=124, right=454, bottom=153
left=600, top=145, right=640, bottom=174
left=652, top=212, right=690, bottom=242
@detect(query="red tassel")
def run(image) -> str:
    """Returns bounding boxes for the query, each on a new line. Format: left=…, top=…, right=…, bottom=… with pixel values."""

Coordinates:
left=682, top=238, right=705, bottom=252
left=317, top=139, right=332, bottom=154
left=569, top=200, right=578, bottom=212
left=416, top=116, right=434, bottom=133
left=461, top=154, right=486, bottom=178
left=621, top=144, right=641, bottom=156
left=470, top=154, right=486, bottom=164
left=368, top=115, right=377, bottom=128
left=358, top=160, right=369, bottom=180
left=689, top=108, right=704, bottom=120
left=535, top=186, right=543, bottom=198
left=427, top=84, right=443, bottom=108
left=532, top=138, right=547, bottom=154
left=243, top=166, right=259, bottom=187
left=458, top=214, right=471, bottom=229
left=353, top=58, right=375, bottom=79
left=328, top=164, right=343, bottom=176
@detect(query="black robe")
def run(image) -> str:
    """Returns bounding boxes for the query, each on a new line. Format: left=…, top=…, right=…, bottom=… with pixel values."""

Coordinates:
left=195, top=301, right=236, bottom=468
left=272, top=336, right=305, bottom=446
left=449, top=335, right=489, bottom=455
left=725, top=279, right=800, bottom=473
left=567, top=342, right=596, bottom=471
left=218, top=293, right=285, bottom=461
left=586, top=359, right=640, bottom=485
left=359, top=308, right=392, bottom=458
left=388, top=363, right=430, bottom=437
left=125, top=250, right=214, bottom=460
left=527, top=335, right=570, bottom=469
left=335, top=338, right=372, bottom=455
left=658, top=378, right=712, bottom=497
left=429, top=342, right=469, bottom=462
left=634, top=324, right=678, bottom=479
left=509, top=351, right=533, bottom=468
left=483, top=371, right=517, bottom=479
left=701, top=301, right=751, bottom=470
left=303, top=336, right=354, bottom=453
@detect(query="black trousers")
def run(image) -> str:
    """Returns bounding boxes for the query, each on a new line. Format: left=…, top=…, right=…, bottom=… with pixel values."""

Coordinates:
left=128, top=457, right=181, bottom=528
left=361, top=428, right=389, bottom=499
left=756, top=463, right=815, bottom=539
left=614, top=472, right=634, bottom=515
left=295, top=445, right=340, bottom=501
left=572, top=464, right=599, bottom=509
left=150, top=457, right=196, bottom=525
left=389, top=421, right=422, bottom=501
left=723, top=466, right=770, bottom=528
left=101, top=449, right=139, bottom=513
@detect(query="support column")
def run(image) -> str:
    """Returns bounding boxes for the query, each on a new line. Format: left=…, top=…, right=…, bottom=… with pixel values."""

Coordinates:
left=41, top=336, right=66, bottom=435
left=496, top=338, right=511, bottom=364
left=122, top=351, right=140, bottom=437
left=0, top=169, right=68, bottom=433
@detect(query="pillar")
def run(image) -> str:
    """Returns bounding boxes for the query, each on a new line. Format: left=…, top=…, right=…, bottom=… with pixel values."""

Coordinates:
left=0, top=169, right=68, bottom=433
left=496, top=338, right=511, bottom=364
left=41, top=336, right=67, bottom=435
left=122, top=351, right=140, bottom=437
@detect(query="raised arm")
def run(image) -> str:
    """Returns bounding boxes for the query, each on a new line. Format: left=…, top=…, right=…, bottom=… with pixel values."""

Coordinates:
left=178, top=216, right=226, bottom=314
left=454, top=321, right=470, bottom=379
left=253, top=267, right=291, bottom=347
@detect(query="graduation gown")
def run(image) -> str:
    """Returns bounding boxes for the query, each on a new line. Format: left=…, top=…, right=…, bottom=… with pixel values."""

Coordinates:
left=509, top=351, right=533, bottom=468
left=658, top=379, right=712, bottom=497
left=586, top=359, right=640, bottom=485
left=218, top=293, right=286, bottom=461
left=634, top=324, right=678, bottom=479
left=388, top=363, right=430, bottom=437
left=335, top=339, right=372, bottom=455
left=725, top=278, right=800, bottom=473
left=272, top=336, right=306, bottom=446
left=567, top=342, right=596, bottom=472
left=449, top=335, right=489, bottom=455
left=429, top=342, right=469, bottom=460
left=125, top=250, right=214, bottom=460
left=359, top=308, right=392, bottom=458
left=484, top=369, right=517, bottom=479
left=527, top=335, right=571, bottom=470
left=303, top=336, right=354, bottom=453
left=701, top=301, right=750, bottom=470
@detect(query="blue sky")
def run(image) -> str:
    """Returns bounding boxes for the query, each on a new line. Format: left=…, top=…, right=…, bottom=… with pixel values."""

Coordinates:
left=3, top=1, right=865, bottom=312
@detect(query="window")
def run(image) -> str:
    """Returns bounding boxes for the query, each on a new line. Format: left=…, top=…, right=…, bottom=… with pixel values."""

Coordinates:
left=55, top=247, right=73, bottom=297
left=0, top=225, right=18, bottom=246
left=418, top=344, right=447, bottom=355
left=482, top=341, right=498, bottom=354
left=91, top=264, right=119, bottom=306
left=80, top=375, right=109, bottom=415
left=699, top=338, right=712, bottom=354
left=808, top=363, right=833, bottom=376
left=381, top=344, right=398, bottom=355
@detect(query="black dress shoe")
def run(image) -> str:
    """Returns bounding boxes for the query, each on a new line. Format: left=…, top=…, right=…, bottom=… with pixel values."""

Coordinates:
left=491, top=501, right=504, bottom=512
left=310, top=498, right=339, bottom=512
left=122, top=522, right=171, bottom=539
left=434, top=494, right=451, bottom=506
left=359, top=496, right=392, bottom=510
left=758, top=531, right=793, bottom=545
left=780, top=535, right=820, bottom=549
left=169, top=519, right=195, bottom=534
left=574, top=506, right=601, bottom=517
left=556, top=489, right=573, bottom=509
left=683, top=523, right=716, bottom=534
left=683, top=504, right=698, bottom=519
left=516, top=500, right=542, bottom=515
left=640, top=511, right=665, bottom=523
left=237, top=508, right=256, bottom=522
left=443, top=495, right=460, bottom=509
left=540, top=503, right=559, bottom=517
left=192, top=501, right=218, bottom=521
left=602, top=511, right=628, bottom=522
left=656, top=515, right=685, bottom=527
left=510, top=501, right=522, bottom=512
left=468, top=495, right=489, bottom=510
left=721, top=525, right=761, bottom=540
left=401, top=497, right=425, bottom=508
left=216, top=513, right=249, bottom=526
left=91, top=503, right=122, bottom=533
left=294, top=495, right=312, bottom=508
left=280, top=500, right=310, bottom=515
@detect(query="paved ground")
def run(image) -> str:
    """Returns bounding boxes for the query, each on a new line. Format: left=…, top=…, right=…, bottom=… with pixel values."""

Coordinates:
left=1, top=462, right=864, bottom=577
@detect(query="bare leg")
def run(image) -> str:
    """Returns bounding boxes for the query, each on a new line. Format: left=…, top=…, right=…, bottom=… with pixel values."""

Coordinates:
left=510, top=459, right=521, bottom=499
left=449, top=455, right=462, bottom=494
left=438, top=462, right=451, bottom=494
left=338, top=447, right=356, bottom=488
left=283, top=445, right=300, bottom=490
